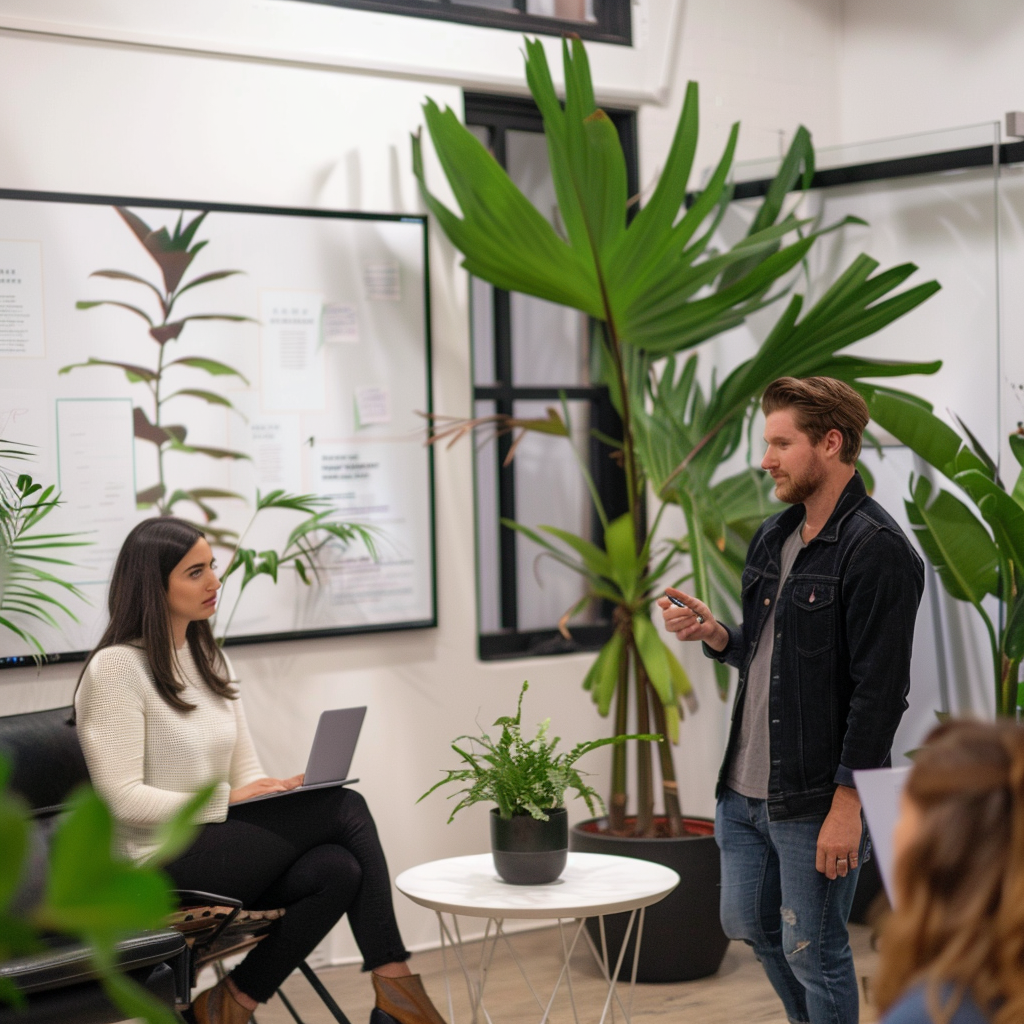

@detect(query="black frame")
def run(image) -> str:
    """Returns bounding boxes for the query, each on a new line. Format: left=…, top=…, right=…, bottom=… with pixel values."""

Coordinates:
left=277, top=0, right=631, bottom=46
left=466, top=93, right=637, bottom=660
left=0, top=188, right=436, bottom=670
left=729, top=139, right=1022, bottom=201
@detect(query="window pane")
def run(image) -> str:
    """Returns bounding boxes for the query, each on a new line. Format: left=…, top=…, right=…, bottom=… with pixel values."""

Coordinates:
left=474, top=400, right=502, bottom=633
left=509, top=291, right=588, bottom=385
left=468, top=124, right=491, bottom=150
left=512, top=399, right=597, bottom=630
left=506, top=129, right=588, bottom=384
left=471, top=275, right=495, bottom=385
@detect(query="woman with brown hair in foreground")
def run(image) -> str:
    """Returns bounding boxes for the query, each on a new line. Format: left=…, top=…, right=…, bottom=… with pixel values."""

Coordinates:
left=875, top=719, right=1024, bottom=1024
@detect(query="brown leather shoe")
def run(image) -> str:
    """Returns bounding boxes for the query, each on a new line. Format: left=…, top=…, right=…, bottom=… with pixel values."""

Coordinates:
left=371, top=973, right=446, bottom=1024
left=192, top=978, right=253, bottom=1024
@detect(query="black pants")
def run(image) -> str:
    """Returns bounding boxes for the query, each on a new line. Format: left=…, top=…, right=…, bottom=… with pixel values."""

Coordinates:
left=165, top=786, right=410, bottom=1002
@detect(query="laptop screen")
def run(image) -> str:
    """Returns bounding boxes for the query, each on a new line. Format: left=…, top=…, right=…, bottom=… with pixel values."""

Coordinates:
left=304, top=707, right=367, bottom=785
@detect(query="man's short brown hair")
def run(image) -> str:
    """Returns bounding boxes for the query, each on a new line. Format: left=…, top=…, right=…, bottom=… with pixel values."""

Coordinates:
left=761, top=377, right=869, bottom=464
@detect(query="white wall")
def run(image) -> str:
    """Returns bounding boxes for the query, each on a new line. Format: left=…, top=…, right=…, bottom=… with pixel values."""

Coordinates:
left=7, top=0, right=989, bottom=968
left=641, top=0, right=843, bottom=191
left=838, top=0, right=1024, bottom=143
left=0, top=0, right=683, bottom=104
left=0, top=25, right=607, bottom=964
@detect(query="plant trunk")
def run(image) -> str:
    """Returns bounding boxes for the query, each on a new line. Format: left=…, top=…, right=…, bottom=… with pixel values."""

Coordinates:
left=599, top=321, right=641, bottom=552
left=634, top=649, right=654, bottom=836
left=1000, top=652, right=1020, bottom=718
left=649, top=689, right=682, bottom=836
left=609, top=632, right=630, bottom=833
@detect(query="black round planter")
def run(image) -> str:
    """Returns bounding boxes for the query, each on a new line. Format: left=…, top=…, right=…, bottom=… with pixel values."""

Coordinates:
left=570, top=816, right=729, bottom=983
left=490, top=807, right=568, bottom=885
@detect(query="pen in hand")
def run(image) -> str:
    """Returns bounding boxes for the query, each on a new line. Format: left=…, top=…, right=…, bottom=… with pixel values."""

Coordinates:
left=666, top=592, right=705, bottom=625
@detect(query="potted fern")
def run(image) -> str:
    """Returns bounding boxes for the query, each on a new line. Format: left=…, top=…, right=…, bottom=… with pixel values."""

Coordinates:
left=420, top=682, right=653, bottom=884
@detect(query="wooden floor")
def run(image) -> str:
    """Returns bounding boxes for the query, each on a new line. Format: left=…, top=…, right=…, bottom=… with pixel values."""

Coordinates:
left=254, top=923, right=880, bottom=1024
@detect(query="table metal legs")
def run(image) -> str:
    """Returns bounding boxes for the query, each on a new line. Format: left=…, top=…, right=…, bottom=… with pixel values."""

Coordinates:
left=433, top=908, right=646, bottom=1024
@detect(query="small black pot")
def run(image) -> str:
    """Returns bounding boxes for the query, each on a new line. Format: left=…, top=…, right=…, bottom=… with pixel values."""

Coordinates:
left=490, top=807, right=568, bottom=885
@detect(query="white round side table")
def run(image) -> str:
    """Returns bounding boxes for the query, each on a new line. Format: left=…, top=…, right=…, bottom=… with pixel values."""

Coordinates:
left=396, top=852, right=679, bottom=1024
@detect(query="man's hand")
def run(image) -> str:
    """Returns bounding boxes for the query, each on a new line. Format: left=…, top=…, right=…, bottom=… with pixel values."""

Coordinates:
left=815, top=784, right=863, bottom=880
left=230, top=774, right=304, bottom=803
left=657, top=589, right=729, bottom=651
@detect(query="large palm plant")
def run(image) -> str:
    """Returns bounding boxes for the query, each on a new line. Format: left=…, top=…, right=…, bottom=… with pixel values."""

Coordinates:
left=414, top=37, right=941, bottom=836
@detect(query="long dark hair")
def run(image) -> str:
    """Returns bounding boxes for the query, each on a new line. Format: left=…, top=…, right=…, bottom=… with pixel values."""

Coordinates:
left=79, top=517, right=236, bottom=711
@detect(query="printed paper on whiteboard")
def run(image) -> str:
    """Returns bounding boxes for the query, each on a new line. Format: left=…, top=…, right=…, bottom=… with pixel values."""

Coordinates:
left=259, top=289, right=326, bottom=412
left=55, top=398, right=136, bottom=584
left=363, top=262, right=401, bottom=301
left=0, top=240, right=45, bottom=358
left=355, top=386, right=390, bottom=427
left=250, top=416, right=303, bottom=494
left=322, top=302, right=359, bottom=344
left=853, top=765, right=910, bottom=905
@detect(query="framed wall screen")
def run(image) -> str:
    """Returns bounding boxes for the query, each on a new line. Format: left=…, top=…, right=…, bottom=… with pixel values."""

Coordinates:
left=280, top=0, right=631, bottom=45
left=0, top=190, right=435, bottom=667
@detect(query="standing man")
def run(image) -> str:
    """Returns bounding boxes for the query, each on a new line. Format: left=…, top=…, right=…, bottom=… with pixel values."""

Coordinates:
left=659, top=377, right=924, bottom=1024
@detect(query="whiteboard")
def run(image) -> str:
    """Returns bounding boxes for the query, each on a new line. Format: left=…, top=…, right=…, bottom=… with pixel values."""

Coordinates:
left=0, top=190, right=435, bottom=666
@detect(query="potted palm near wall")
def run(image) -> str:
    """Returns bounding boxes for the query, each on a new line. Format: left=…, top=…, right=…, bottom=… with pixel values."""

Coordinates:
left=868, top=391, right=1024, bottom=717
left=414, top=37, right=940, bottom=979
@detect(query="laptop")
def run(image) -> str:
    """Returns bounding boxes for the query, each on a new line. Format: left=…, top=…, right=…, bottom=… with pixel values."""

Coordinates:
left=234, top=706, right=367, bottom=805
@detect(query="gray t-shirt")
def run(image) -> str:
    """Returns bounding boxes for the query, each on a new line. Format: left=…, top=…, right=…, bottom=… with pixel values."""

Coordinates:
left=726, top=520, right=806, bottom=800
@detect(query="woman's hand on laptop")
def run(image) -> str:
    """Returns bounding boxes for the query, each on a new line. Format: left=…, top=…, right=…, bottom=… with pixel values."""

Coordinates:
left=230, top=775, right=303, bottom=803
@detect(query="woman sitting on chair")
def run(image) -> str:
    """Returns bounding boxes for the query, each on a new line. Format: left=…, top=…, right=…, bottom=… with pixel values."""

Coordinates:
left=875, top=719, right=1024, bottom=1024
left=75, top=517, right=445, bottom=1024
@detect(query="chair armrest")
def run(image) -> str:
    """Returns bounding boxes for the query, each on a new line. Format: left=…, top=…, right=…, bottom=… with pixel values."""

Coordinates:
left=173, top=890, right=242, bottom=910
left=169, top=892, right=242, bottom=949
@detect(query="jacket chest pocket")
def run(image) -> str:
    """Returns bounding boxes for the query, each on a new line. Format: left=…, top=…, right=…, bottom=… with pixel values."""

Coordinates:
left=741, top=567, right=761, bottom=594
left=790, top=581, right=836, bottom=657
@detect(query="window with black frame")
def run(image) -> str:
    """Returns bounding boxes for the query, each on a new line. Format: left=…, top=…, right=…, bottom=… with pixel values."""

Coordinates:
left=465, top=93, right=638, bottom=660
left=282, top=0, right=630, bottom=45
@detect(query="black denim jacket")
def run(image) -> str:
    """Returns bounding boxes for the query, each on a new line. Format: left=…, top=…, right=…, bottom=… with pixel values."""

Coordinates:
left=705, top=473, right=925, bottom=821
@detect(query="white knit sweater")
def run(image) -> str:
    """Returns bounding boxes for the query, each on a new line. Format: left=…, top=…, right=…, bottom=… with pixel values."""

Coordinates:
left=75, top=643, right=266, bottom=862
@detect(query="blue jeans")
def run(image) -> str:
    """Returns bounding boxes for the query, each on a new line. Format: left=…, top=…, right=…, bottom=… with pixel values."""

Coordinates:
left=715, top=787, right=867, bottom=1024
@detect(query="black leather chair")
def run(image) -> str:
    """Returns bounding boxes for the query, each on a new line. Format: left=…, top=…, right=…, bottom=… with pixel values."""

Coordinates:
left=0, top=706, right=353, bottom=1024
left=0, top=705, right=188, bottom=1023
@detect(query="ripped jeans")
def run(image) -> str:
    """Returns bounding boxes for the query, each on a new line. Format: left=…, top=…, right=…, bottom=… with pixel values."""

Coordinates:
left=715, top=787, right=867, bottom=1024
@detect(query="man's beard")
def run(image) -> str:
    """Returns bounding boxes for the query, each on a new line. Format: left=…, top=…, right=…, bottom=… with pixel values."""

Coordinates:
left=772, top=457, right=827, bottom=505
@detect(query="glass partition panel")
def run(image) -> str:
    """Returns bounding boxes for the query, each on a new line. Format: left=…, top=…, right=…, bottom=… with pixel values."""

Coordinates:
left=506, top=129, right=589, bottom=385
left=724, top=124, right=1000, bottom=452
left=708, top=123, right=1003, bottom=724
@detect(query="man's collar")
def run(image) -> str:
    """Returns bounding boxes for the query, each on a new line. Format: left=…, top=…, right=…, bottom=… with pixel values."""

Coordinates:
left=764, top=472, right=868, bottom=545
